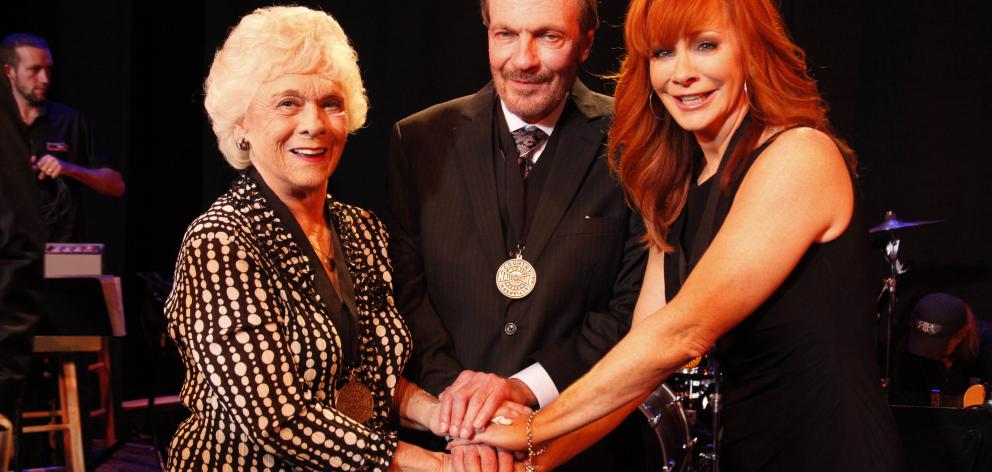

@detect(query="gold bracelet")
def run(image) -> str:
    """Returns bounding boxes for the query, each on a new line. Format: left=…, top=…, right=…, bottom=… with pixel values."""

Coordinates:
left=525, top=410, right=549, bottom=472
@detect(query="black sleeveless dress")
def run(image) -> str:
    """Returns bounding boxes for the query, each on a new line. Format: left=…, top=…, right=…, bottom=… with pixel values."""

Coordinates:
left=664, top=121, right=902, bottom=471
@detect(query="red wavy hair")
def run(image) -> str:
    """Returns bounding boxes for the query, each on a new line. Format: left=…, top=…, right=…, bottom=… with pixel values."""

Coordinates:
left=608, top=0, right=855, bottom=250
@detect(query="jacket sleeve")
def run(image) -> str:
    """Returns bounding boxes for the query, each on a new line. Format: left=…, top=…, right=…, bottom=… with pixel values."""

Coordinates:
left=166, top=226, right=398, bottom=472
left=385, top=121, right=463, bottom=395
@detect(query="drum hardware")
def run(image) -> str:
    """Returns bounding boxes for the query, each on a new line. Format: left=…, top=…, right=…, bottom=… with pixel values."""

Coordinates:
left=870, top=210, right=944, bottom=394
left=640, top=384, right=692, bottom=472
left=868, top=211, right=944, bottom=233
left=640, top=355, right=721, bottom=472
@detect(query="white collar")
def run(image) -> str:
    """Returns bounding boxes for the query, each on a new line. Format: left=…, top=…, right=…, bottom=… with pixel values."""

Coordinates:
left=500, top=97, right=566, bottom=136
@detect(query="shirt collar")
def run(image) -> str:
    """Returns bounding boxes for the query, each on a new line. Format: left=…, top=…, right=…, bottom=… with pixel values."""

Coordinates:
left=31, top=102, right=50, bottom=125
left=499, top=97, right=566, bottom=136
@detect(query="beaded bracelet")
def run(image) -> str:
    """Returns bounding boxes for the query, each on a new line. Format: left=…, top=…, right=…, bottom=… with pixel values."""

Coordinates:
left=525, top=410, right=549, bottom=472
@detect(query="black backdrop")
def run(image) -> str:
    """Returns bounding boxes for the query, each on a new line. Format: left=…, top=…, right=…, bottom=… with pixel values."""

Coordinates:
left=4, top=1, right=991, bottom=399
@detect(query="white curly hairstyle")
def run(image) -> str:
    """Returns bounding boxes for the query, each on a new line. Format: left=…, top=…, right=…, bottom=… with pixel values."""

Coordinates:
left=204, top=6, right=368, bottom=169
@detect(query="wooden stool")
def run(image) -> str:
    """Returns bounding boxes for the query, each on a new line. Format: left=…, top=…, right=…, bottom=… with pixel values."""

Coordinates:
left=86, top=336, right=116, bottom=446
left=20, top=336, right=103, bottom=472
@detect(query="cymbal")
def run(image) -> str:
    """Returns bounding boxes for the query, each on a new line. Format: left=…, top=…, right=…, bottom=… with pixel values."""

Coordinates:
left=869, top=211, right=944, bottom=233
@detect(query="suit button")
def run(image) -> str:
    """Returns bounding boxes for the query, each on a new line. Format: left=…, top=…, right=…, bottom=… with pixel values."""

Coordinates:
left=503, top=322, right=518, bottom=336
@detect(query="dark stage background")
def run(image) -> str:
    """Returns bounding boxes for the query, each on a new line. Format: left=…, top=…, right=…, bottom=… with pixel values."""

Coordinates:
left=4, top=1, right=991, bottom=402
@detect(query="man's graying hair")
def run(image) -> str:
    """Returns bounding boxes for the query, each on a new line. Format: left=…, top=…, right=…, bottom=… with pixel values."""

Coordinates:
left=480, top=0, right=599, bottom=33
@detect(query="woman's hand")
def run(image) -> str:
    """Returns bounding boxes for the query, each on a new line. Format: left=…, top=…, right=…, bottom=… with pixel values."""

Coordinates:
left=434, top=399, right=531, bottom=442
left=443, top=401, right=531, bottom=457
left=470, top=400, right=531, bottom=444
left=395, top=378, right=450, bottom=437
left=455, top=402, right=530, bottom=451
left=389, top=443, right=450, bottom=472
left=467, top=420, right=529, bottom=452
left=488, top=401, right=532, bottom=427
left=425, top=397, right=448, bottom=436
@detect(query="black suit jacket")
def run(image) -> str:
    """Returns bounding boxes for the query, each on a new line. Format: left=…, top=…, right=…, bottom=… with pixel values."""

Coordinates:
left=386, top=81, right=647, bottom=396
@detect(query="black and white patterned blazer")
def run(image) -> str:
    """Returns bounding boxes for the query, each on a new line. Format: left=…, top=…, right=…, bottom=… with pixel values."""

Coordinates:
left=165, top=169, right=411, bottom=471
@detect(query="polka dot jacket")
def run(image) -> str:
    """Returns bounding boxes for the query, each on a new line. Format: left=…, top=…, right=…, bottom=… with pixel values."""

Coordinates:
left=165, top=169, right=411, bottom=471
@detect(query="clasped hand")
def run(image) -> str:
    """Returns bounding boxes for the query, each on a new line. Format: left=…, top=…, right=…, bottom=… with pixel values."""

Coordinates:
left=438, top=370, right=536, bottom=439
left=434, top=371, right=535, bottom=471
left=444, top=401, right=530, bottom=472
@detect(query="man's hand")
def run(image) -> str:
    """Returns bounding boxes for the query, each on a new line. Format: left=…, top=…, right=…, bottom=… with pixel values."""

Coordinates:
left=28, top=154, right=125, bottom=196
left=448, top=445, right=520, bottom=472
left=439, top=371, right=537, bottom=439
left=31, top=154, right=73, bottom=180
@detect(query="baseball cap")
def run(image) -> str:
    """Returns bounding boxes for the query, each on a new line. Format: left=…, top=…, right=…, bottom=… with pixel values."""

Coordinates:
left=907, top=293, right=968, bottom=360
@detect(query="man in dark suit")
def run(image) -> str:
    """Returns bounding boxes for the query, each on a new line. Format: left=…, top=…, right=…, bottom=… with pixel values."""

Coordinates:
left=387, top=0, right=648, bottom=469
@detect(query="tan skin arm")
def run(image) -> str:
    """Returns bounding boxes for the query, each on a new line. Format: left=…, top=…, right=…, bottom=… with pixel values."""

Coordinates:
left=395, top=376, right=445, bottom=434
left=389, top=378, right=449, bottom=471
left=32, top=154, right=126, bottom=196
left=474, top=128, right=855, bottom=455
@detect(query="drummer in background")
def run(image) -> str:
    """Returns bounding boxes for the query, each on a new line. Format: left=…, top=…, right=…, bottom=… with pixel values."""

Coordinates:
left=892, top=293, right=992, bottom=407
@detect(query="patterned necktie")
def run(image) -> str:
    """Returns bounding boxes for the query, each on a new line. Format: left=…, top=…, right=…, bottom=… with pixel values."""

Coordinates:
left=511, top=125, right=549, bottom=178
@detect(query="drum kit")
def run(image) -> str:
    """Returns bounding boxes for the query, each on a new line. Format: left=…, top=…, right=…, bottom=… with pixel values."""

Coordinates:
left=638, top=211, right=944, bottom=472
left=639, top=355, right=719, bottom=472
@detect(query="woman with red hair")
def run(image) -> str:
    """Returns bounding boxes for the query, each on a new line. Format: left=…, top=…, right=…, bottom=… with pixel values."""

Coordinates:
left=472, top=0, right=903, bottom=469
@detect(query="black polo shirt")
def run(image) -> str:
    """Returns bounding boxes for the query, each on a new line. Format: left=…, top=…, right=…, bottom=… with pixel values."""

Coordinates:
left=27, top=101, right=110, bottom=242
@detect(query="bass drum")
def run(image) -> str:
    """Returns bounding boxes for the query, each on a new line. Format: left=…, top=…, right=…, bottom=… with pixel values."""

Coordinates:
left=639, top=383, right=692, bottom=472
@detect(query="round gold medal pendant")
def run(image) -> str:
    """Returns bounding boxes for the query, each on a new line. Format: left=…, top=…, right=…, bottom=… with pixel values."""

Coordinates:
left=496, top=254, right=537, bottom=299
left=336, top=380, right=374, bottom=424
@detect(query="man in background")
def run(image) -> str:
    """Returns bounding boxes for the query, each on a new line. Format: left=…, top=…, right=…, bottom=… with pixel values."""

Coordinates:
left=2, top=33, right=124, bottom=242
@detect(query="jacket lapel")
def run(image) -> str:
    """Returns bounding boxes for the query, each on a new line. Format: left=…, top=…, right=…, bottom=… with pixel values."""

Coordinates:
left=525, top=82, right=611, bottom=262
left=244, top=169, right=351, bottom=340
left=453, top=83, right=508, bottom=268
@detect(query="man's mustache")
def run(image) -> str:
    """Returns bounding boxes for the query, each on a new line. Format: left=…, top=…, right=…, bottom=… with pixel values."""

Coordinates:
left=501, top=69, right=552, bottom=84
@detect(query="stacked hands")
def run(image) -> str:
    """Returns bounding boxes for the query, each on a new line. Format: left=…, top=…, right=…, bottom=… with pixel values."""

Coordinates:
left=429, top=370, right=545, bottom=472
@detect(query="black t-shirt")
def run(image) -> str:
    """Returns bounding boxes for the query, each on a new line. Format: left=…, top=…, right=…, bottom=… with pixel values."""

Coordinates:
left=27, top=101, right=110, bottom=242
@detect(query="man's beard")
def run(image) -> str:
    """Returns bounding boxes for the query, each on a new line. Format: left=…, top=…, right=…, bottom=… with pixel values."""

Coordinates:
left=494, top=66, right=575, bottom=123
left=15, top=81, right=46, bottom=105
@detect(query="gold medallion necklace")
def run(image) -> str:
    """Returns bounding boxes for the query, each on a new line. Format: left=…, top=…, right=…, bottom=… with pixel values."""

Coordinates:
left=307, top=221, right=373, bottom=423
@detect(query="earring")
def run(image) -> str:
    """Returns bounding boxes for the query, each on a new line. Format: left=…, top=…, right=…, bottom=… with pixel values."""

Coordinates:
left=744, top=81, right=750, bottom=102
left=648, top=92, right=663, bottom=118
left=236, top=137, right=250, bottom=151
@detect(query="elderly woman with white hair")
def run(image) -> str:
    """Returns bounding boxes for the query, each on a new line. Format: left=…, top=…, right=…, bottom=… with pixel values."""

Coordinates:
left=164, top=7, right=507, bottom=471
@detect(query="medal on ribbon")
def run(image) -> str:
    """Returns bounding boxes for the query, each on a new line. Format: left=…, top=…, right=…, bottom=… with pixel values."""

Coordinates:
left=336, top=371, right=374, bottom=423
left=496, top=251, right=537, bottom=299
